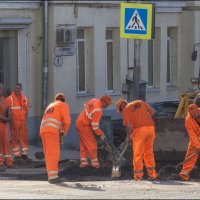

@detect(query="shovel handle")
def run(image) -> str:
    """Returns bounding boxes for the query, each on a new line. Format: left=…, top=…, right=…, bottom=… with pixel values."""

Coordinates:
left=118, top=141, right=130, bottom=161
left=175, top=150, right=200, bottom=169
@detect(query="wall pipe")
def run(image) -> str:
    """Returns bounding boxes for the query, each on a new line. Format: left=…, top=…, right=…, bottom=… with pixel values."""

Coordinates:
left=42, top=0, right=48, bottom=112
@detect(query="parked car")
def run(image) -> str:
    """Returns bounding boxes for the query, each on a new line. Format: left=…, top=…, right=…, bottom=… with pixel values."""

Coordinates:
left=150, top=101, right=179, bottom=119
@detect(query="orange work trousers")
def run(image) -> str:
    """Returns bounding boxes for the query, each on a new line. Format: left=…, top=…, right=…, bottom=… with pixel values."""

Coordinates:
left=132, top=126, right=157, bottom=180
left=0, top=122, right=13, bottom=167
left=76, top=122, right=98, bottom=160
left=40, top=132, right=60, bottom=180
left=10, top=120, right=28, bottom=157
left=182, top=143, right=198, bottom=173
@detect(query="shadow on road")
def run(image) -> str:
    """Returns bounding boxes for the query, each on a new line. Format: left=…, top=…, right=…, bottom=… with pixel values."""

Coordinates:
left=54, top=182, right=105, bottom=191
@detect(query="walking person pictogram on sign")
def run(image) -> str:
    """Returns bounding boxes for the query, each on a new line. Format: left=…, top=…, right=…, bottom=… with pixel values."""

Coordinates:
left=126, top=10, right=146, bottom=31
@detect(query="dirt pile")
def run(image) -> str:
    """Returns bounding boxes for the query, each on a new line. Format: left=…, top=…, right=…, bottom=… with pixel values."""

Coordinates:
left=1, top=160, right=200, bottom=182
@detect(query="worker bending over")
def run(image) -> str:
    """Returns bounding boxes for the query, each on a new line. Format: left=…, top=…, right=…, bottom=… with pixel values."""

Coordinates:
left=116, top=99, right=158, bottom=181
left=179, top=104, right=200, bottom=181
left=0, top=83, right=13, bottom=170
left=6, top=83, right=30, bottom=163
left=76, top=96, right=112, bottom=168
left=40, top=93, right=71, bottom=184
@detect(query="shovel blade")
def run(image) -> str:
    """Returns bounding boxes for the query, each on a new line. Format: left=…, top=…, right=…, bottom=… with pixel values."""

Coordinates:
left=111, top=164, right=121, bottom=178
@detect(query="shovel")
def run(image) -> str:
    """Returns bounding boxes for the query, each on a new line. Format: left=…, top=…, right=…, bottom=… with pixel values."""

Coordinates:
left=175, top=150, right=200, bottom=169
left=111, top=139, right=130, bottom=178
left=158, top=150, right=200, bottom=180
left=103, top=137, right=121, bottom=164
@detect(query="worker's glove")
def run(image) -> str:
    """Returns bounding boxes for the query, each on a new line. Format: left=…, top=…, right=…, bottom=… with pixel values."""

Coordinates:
left=100, top=134, right=106, bottom=142
left=196, top=148, right=200, bottom=153
left=59, top=130, right=65, bottom=144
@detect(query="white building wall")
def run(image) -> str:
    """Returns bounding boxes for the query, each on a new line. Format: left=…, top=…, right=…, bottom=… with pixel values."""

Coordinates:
left=0, top=1, right=199, bottom=147
left=48, top=4, right=127, bottom=115
left=0, top=2, right=43, bottom=143
left=146, top=13, right=180, bottom=102
left=48, top=2, right=188, bottom=112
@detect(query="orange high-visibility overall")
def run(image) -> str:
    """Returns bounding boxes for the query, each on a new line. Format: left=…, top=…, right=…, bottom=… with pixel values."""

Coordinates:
left=0, top=97, right=13, bottom=167
left=40, top=100, right=71, bottom=180
left=179, top=111, right=200, bottom=181
left=6, top=92, right=29, bottom=157
left=122, top=100, right=157, bottom=180
left=76, top=98, right=104, bottom=168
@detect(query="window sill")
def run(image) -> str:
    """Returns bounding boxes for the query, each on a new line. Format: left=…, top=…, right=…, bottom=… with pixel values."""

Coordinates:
left=76, top=92, right=95, bottom=97
left=166, top=85, right=178, bottom=91
left=105, top=91, right=121, bottom=96
left=147, top=87, right=160, bottom=93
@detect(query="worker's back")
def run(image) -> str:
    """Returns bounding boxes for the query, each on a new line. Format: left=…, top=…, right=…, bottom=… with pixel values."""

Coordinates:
left=123, top=100, right=154, bottom=129
left=40, top=100, right=71, bottom=135
left=76, top=98, right=102, bottom=126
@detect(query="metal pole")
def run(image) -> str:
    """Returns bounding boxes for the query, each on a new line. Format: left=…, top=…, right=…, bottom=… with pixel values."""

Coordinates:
left=130, top=0, right=141, bottom=101
left=42, top=0, right=48, bottom=112
left=133, top=39, right=141, bottom=99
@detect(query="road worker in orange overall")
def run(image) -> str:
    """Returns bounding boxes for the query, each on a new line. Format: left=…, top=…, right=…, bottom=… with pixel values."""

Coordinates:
left=40, top=93, right=71, bottom=184
left=116, top=99, right=158, bottom=181
left=6, top=83, right=30, bottom=163
left=76, top=95, right=112, bottom=168
left=0, top=83, right=13, bottom=170
left=179, top=104, right=200, bottom=181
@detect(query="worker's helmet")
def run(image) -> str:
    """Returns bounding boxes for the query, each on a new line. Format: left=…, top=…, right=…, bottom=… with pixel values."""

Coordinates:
left=55, top=93, right=65, bottom=102
left=116, top=99, right=127, bottom=113
left=100, top=95, right=112, bottom=105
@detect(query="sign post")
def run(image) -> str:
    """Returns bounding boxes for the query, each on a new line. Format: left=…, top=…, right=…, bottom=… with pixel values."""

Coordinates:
left=120, top=2, right=155, bottom=100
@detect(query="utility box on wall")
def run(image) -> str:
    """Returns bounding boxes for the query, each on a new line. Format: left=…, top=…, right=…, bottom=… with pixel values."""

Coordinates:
left=56, top=24, right=76, bottom=46
left=139, top=80, right=147, bottom=101
left=122, top=79, right=147, bottom=101
left=55, top=24, right=77, bottom=57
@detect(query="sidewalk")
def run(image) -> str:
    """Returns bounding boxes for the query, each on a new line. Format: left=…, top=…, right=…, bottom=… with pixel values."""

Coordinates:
left=0, top=145, right=80, bottom=179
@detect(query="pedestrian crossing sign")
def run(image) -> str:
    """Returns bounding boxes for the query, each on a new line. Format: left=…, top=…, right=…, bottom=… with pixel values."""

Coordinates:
left=120, top=3, right=155, bottom=40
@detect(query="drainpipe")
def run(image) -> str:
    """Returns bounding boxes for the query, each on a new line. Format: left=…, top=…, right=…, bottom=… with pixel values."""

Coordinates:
left=42, top=0, right=48, bottom=112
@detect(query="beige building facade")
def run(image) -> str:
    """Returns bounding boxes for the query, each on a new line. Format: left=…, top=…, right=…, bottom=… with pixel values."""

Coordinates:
left=0, top=1, right=199, bottom=148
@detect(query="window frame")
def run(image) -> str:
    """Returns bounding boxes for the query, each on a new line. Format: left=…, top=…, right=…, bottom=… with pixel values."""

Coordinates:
left=148, top=39, right=154, bottom=87
left=106, top=29, right=114, bottom=93
left=76, top=29, right=87, bottom=94
left=167, top=34, right=172, bottom=86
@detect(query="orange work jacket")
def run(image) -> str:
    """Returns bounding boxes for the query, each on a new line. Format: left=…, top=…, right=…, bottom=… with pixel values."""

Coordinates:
left=40, top=100, right=71, bottom=135
left=6, top=92, right=28, bottom=121
left=77, top=98, right=103, bottom=136
left=122, top=100, right=154, bottom=129
left=0, top=96, right=9, bottom=123
left=185, top=110, right=200, bottom=149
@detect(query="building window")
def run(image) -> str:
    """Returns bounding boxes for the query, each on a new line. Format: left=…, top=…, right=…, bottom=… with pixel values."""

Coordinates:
left=148, top=27, right=161, bottom=88
left=77, top=29, right=86, bottom=93
left=106, top=29, right=114, bottom=92
left=167, top=27, right=178, bottom=87
left=76, top=27, right=94, bottom=94
left=0, top=30, right=18, bottom=96
left=167, top=29, right=171, bottom=85
left=105, top=28, right=120, bottom=94
left=148, top=40, right=153, bottom=87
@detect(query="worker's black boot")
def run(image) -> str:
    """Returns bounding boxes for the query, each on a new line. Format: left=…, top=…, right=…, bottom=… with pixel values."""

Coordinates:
left=48, top=177, right=66, bottom=184
left=21, top=155, right=32, bottom=163
left=0, top=165, right=6, bottom=172
left=14, top=156, right=23, bottom=164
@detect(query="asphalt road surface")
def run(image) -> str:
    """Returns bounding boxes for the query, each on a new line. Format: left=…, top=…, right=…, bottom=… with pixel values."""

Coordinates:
left=1, top=179, right=200, bottom=199
left=1, top=158, right=200, bottom=199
